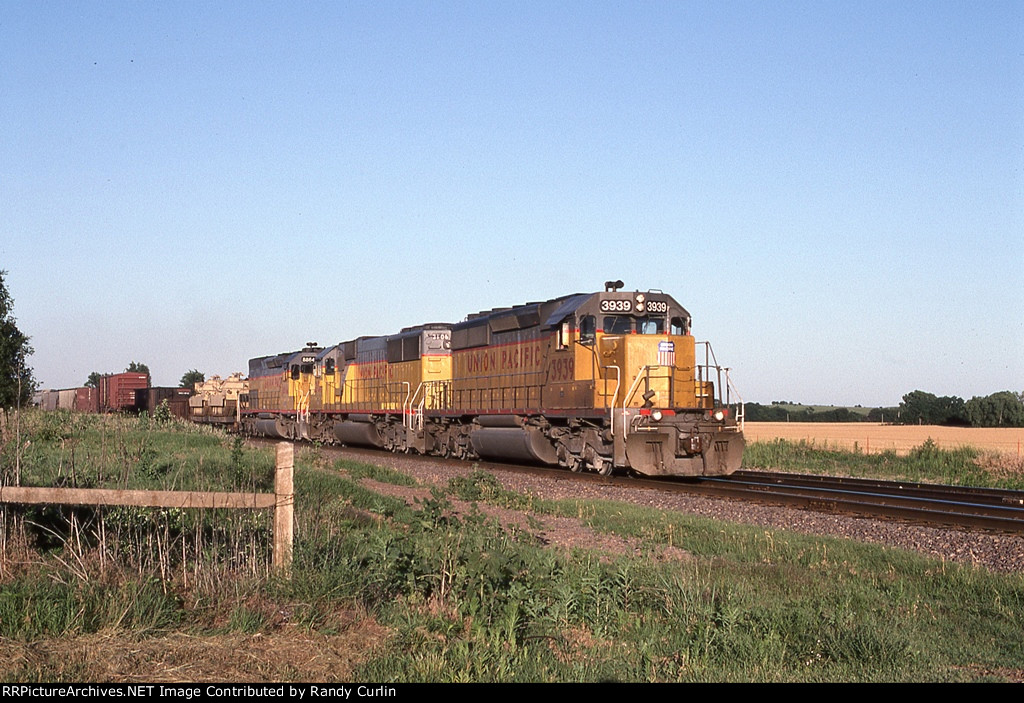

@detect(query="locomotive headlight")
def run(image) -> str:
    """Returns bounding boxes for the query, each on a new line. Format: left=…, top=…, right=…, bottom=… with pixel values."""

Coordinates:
left=635, top=293, right=645, bottom=303
left=652, top=410, right=663, bottom=422
left=713, top=409, right=725, bottom=422
left=635, top=302, right=645, bottom=312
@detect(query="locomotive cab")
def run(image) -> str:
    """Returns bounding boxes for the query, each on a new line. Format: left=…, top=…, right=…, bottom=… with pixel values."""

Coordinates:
left=241, top=344, right=322, bottom=441
left=567, top=286, right=744, bottom=476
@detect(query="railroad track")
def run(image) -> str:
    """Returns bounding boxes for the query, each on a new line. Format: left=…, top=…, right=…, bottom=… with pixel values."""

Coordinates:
left=254, top=439, right=1024, bottom=534
left=670, top=470, right=1024, bottom=534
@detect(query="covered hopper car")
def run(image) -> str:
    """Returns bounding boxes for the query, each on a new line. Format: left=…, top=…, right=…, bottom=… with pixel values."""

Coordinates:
left=240, top=283, right=744, bottom=477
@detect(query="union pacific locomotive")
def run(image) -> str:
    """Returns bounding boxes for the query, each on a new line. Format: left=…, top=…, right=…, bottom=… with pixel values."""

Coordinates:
left=239, top=282, right=745, bottom=476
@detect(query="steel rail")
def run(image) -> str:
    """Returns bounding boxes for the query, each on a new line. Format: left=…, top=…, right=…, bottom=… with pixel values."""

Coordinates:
left=732, top=470, right=1024, bottom=507
left=700, top=474, right=1024, bottom=533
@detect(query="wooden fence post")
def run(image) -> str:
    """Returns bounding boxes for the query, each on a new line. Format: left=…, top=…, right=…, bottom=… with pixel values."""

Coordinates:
left=274, top=442, right=294, bottom=577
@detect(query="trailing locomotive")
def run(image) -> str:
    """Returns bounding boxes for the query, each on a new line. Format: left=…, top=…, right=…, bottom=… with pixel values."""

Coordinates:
left=240, top=283, right=745, bottom=477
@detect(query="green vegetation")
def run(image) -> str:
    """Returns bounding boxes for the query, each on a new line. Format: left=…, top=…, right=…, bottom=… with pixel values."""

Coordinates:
left=899, top=389, right=1024, bottom=428
left=179, top=369, right=205, bottom=389
left=125, top=361, right=151, bottom=377
left=747, top=390, right=1024, bottom=428
left=337, top=458, right=418, bottom=487
left=966, top=391, right=1024, bottom=428
left=0, top=270, right=36, bottom=409
left=0, top=411, right=1022, bottom=681
left=743, top=438, right=1024, bottom=490
left=747, top=402, right=882, bottom=423
left=3, top=409, right=273, bottom=492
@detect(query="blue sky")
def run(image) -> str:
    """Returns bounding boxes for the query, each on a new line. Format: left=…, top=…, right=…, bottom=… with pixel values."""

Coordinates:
left=2, top=1, right=1021, bottom=407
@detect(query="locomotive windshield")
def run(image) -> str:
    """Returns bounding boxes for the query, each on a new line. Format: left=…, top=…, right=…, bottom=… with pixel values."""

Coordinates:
left=601, top=315, right=666, bottom=335
left=637, top=317, right=664, bottom=334
left=603, top=316, right=633, bottom=334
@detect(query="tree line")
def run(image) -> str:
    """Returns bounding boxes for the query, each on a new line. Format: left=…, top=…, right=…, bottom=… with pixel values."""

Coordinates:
left=895, top=390, right=1024, bottom=428
left=746, top=390, right=1024, bottom=428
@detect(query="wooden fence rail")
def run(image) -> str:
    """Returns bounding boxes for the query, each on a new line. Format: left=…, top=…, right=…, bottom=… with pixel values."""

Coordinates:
left=0, top=442, right=295, bottom=575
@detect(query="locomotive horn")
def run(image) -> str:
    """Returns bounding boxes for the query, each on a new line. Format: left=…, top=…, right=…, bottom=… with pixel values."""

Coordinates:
left=604, top=280, right=625, bottom=292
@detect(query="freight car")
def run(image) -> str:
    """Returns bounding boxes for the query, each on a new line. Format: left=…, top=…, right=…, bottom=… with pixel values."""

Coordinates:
left=98, top=372, right=150, bottom=412
left=240, top=283, right=745, bottom=477
left=189, top=373, right=247, bottom=426
left=134, top=387, right=193, bottom=420
left=34, top=373, right=147, bottom=414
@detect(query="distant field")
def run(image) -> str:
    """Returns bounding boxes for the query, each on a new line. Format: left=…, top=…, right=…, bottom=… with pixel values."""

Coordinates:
left=744, top=422, right=1024, bottom=457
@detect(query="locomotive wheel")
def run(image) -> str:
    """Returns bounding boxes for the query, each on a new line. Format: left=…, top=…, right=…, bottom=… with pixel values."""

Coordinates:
left=592, top=455, right=613, bottom=476
left=567, top=454, right=582, bottom=472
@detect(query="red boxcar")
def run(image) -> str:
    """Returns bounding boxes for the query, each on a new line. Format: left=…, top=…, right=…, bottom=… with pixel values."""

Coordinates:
left=98, top=372, right=149, bottom=412
left=75, top=386, right=99, bottom=413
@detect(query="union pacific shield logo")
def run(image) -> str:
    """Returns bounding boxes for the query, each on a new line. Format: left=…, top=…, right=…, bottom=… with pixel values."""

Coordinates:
left=658, top=341, right=675, bottom=367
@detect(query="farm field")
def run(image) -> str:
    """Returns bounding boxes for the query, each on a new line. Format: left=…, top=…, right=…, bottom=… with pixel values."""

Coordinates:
left=744, top=421, right=1024, bottom=457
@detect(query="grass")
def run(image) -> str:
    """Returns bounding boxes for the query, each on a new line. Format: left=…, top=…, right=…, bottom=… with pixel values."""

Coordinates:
left=743, top=437, right=1024, bottom=489
left=0, top=409, right=1022, bottom=681
left=336, top=471, right=1024, bottom=682
left=5, top=409, right=274, bottom=492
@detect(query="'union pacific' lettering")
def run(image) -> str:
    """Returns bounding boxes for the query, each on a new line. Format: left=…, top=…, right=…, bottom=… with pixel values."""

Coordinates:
left=466, top=351, right=497, bottom=373
left=465, top=343, right=546, bottom=374
left=499, top=344, right=543, bottom=371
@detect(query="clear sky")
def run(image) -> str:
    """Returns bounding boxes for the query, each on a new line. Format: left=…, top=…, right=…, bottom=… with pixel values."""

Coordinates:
left=2, top=1, right=1021, bottom=408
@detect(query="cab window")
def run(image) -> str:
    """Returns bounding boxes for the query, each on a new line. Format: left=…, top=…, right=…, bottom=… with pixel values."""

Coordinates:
left=557, top=321, right=570, bottom=350
left=603, top=316, right=633, bottom=334
left=637, top=317, right=664, bottom=335
left=580, top=315, right=596, bottom=344
left=670, top=317, right=688, bottom=335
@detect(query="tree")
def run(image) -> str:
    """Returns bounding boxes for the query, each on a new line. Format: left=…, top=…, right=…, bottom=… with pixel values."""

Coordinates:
left=965, top=392, right=1024, bottom=428
left=0, top=270, right=36, bottom=409
left=896, top=390, right=967, bottom=425
left=126, top=361, right=150, bottom=376
left=179, top=369, right=205, bottom=389
left=85, top=371, right=102, bottom=388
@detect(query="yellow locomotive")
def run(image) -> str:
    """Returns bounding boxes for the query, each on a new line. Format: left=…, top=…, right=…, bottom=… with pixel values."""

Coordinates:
left=240, top=282, right=744, bottom=476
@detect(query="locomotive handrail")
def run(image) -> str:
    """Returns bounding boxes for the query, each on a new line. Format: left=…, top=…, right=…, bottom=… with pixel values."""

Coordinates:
left=403, top=382, right=419, bottom=429
left=621, top=365, right=657, bottom=439
left=297, top=390, right=311, bottom=425
left=604, top=365, right=620, bottom=439
left=401, top=382, right=412, bottom=428
left=696, top=340, right=719, bottom=369
left=695, top=341, right=731, bottom=408
left=724, top=369, right=745, bottom=430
